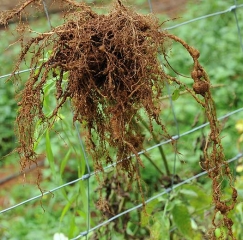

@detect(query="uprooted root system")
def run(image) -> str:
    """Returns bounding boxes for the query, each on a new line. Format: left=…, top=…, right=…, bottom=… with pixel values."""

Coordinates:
left=0, top=0, right=237, bottom=238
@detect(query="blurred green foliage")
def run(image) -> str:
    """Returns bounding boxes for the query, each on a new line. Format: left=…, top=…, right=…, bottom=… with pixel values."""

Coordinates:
left=0, top=24, right=18, bottom=158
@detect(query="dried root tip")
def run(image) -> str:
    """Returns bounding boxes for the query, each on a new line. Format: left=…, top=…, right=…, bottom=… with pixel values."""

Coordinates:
left=190, top=47, right=200, bottom=59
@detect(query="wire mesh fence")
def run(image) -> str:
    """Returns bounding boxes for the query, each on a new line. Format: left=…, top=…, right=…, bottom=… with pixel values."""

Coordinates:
left=0, top=0, right=243, bottom=239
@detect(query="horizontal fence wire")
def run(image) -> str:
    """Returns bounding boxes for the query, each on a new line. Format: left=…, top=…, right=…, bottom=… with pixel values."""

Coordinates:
left=0, top=4, right=243, bottom=80
left=71, top=153, right=243, bottom=239
left=165, top=3, right=243, bottom=30
left=0, top=2, right=243, bottom=239
left=0, top=107, right=242, bottom=215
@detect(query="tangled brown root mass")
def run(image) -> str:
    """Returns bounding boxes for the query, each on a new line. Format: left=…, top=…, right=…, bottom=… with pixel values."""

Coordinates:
left=13, top=1, right=170, bottom=176
left=0, top=0, right=237, bottom=238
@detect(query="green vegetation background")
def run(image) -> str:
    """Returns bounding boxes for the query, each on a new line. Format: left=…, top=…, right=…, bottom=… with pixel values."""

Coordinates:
left=0, top=0, right=243, bottom=239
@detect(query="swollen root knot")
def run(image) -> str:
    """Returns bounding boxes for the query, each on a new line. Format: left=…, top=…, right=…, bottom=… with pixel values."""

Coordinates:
left=232, top=188, right=238, bottom=202
left=224, top=218, right=234, bottom=229
left=191, top=47, right=200, bottom=59
left=216, top=202, right=228, bottom=214
left=193, top=80, right=209, bottom=96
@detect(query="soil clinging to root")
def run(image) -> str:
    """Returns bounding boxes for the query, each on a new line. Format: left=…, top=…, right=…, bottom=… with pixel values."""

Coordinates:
left=0, top=0, right=237, bottom=238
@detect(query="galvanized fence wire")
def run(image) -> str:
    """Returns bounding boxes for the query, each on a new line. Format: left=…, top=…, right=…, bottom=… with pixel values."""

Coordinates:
left=0, top=1, right=243, bottom=239
left=0, top=107, right=242, bottom=209
left=71, top=153, right=243, bottom=240
left=1, top=3, right=243, bottom=81
left=165, top=3, right=243, bottom=30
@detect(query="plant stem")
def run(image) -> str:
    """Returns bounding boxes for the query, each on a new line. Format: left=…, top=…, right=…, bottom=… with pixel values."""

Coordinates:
left=138, top=117, right=171, bottom=176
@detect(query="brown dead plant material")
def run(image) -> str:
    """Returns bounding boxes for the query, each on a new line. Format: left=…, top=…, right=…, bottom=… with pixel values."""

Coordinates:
left=0, top=0, right=237, bottom=238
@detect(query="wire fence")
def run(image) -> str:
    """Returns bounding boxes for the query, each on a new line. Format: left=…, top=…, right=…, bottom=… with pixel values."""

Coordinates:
left=0, top=0, right=243, bottom=239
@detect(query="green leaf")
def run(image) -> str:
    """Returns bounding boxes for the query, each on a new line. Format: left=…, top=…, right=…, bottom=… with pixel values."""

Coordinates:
left=141, top=199, right=159, bottom=227
left=172, top=89, right=180, bottom=101
left=60, top=194, right=77, bottom=222
left=180, top=189, right=198, bottom=198
left=46, top=50, right=53, bottom=58
left=79, top=180, right=89, bottom=218
left=76, top=210, right=87, bottom=219
left=172, top=204, right=193, bottom=239
left=181, top=185, right=211, bottom=210
left=43, top=79, right=55, bottom=93
left=45, top=129, right=56, bottom=181
left=150, top=214, right=170, bottom=240
left=78, top=147, right=86, bottom=177
left=33, top=120, right=48, bottom=150
left=126, top=221, right=136, bottom=236
left=60, top=149, right=71, bottom=175
left=68, top=216, right=76, bottom=238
